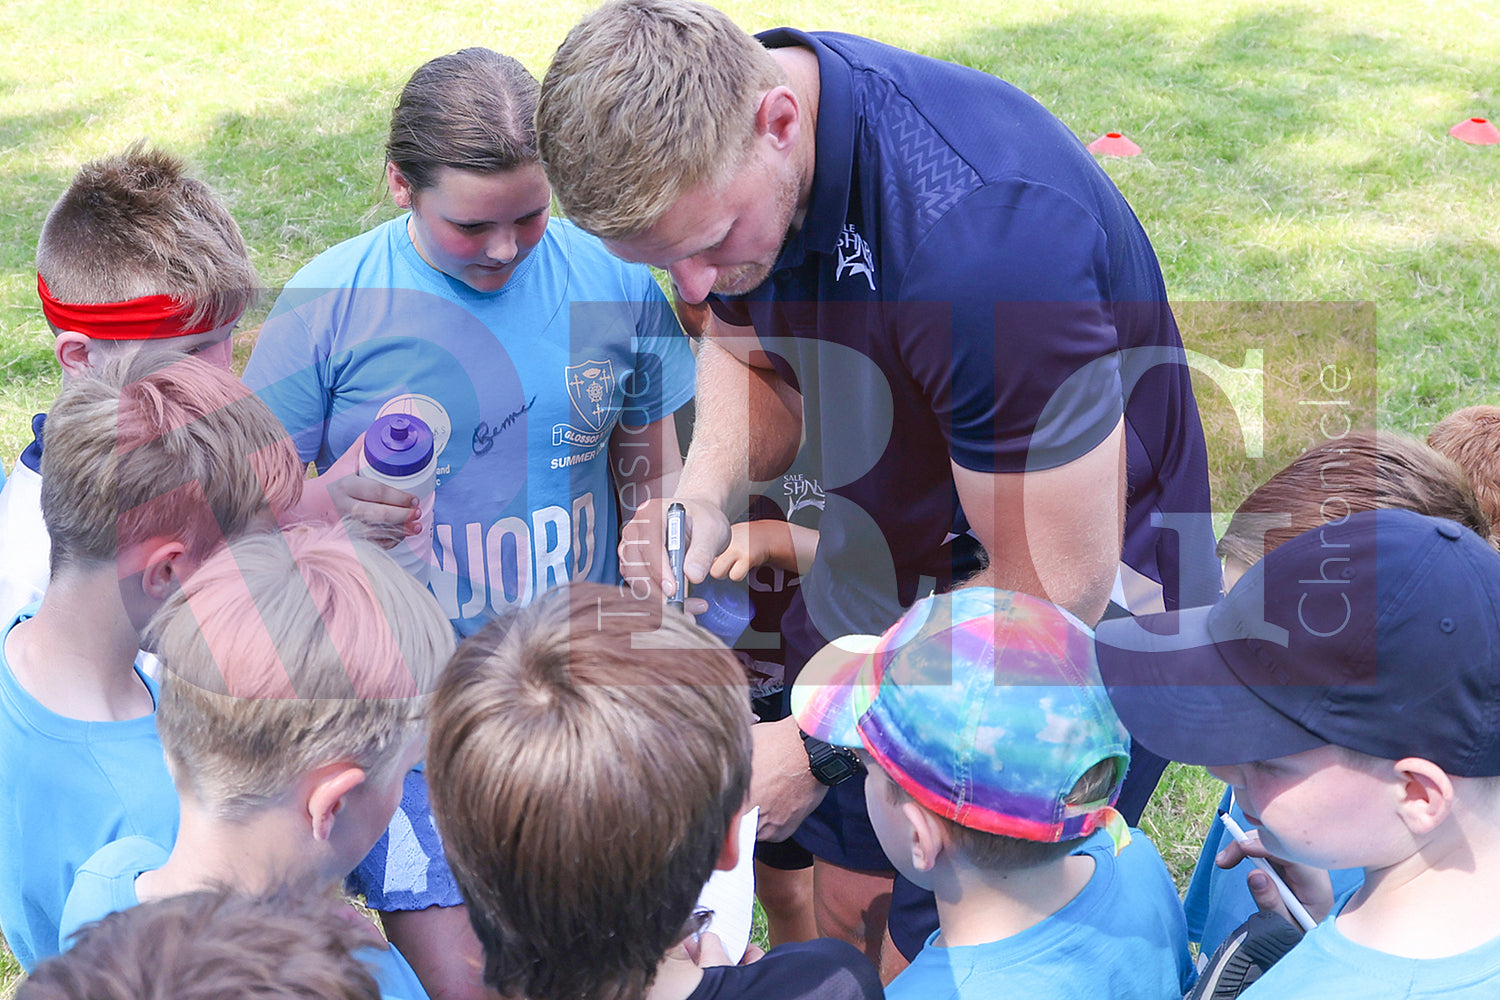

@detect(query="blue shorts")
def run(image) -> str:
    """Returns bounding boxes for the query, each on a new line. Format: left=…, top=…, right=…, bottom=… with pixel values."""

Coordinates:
left=346, top=767, right=465, bottom=912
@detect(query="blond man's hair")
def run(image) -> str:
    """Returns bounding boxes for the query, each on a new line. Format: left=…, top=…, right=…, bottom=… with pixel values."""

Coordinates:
left=40, top=350, right=303, bottom=576
left=23, top=885, right=380, bottom=1000
left=1428, top=406, right=1500, bottom=547
left=428, top=583, right=751, bottom=1000
left=149, top=523, right=455, bottom=820
left=537, top=0, right=783, bottom=238
left=36, top=142, right=257, bottom=331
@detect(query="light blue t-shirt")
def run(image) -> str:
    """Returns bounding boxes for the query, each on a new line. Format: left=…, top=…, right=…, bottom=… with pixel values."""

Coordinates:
left=0, top=608, right=178, bottom=971
left=1243, top=892, right=1500, bottom=999
left=1183, top=785, right=1366, bottom=955
left=59, top=835, right=429, bottom=1000
left=885, top=829, right=1194, bottom=1000
left=244, top=216, right=695, bottom=636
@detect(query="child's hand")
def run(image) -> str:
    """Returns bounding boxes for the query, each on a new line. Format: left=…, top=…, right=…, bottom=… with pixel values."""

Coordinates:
left=709, top=522, right=758, bottom=581
left=287, top=433, right=420, bottom=548
left=1217, top=829, right=1336, bottom=927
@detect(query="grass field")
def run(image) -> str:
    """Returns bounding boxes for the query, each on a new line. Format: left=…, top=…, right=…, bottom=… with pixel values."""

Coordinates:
left=0, top=0, right=1496, bottom=991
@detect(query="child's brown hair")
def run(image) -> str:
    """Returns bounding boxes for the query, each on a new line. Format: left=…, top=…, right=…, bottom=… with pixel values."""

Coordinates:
left=1428, top=405, right=1500, bottom=548
left=1217, top=430, right=1490, bottom=570
left=427, top=583, right=751, bottom=1000
left=36, top=143, right=257, bottom=331
left=20, top=885, right=380, bottom=1000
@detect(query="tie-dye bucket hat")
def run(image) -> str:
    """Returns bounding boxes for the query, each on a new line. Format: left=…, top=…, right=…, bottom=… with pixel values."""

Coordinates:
left=792, top=588, right=1131, bottom=844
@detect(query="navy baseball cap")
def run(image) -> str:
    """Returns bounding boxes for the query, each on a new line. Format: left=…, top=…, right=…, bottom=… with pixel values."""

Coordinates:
left=1097, top=508, right=1500, bottom=775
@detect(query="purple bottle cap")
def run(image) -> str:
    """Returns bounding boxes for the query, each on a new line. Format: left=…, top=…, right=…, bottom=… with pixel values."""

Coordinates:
left=693, top=577, right=754, bottom=643
left=364, top=413, right=435, bottom=477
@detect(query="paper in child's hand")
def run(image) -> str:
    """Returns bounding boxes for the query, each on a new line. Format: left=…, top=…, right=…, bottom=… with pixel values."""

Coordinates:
left=692, top=807, right=758, bottom=963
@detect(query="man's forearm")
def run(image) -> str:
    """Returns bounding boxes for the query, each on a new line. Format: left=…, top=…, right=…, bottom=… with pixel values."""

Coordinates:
left=679, top=336, right=801, bottom=515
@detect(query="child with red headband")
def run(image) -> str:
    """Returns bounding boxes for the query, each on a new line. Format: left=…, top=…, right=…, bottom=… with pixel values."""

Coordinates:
left=0, top=143, right=257, bottom=622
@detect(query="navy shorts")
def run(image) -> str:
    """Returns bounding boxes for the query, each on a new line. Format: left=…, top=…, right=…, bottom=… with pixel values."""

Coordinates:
left=346, top=767, right=465, bottom=912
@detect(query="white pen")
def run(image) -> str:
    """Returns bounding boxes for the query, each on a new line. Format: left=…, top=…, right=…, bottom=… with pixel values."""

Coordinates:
left=1219, top=805, right=1318, bottom=932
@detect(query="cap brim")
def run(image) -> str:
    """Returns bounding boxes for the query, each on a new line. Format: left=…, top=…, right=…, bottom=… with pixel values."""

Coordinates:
left=790, top=633, right=884, bottom=749
left=1095, top=606, right=1327, bottom=767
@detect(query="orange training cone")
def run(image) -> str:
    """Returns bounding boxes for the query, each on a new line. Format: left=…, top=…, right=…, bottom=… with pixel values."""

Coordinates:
left=1088, top=132, right=1142, bottom=157
left=1450, top=117, right=1500, bottom=145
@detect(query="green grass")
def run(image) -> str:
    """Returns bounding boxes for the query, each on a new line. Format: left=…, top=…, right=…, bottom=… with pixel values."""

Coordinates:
left=1, top=0, right=1496, bottom=987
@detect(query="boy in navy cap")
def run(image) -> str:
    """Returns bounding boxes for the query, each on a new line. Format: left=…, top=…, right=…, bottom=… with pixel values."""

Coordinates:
left=1100, top=508, right=1500, bottom=998
left=793, top=587, right=1194, bottom=1000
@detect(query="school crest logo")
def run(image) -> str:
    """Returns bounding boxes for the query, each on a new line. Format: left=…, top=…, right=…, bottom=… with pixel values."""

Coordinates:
left=553, top=360, right=617, bottom=448
left=835, top=224, right=876, bottom=291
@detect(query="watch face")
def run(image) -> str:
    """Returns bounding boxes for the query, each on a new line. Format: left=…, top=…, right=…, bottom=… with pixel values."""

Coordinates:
left=817, top=754, right=860, bottom=784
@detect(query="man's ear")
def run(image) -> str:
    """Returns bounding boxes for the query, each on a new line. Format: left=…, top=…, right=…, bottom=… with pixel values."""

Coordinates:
left=1393, top=757, right=1454, bottom=837
left=307, top=763, right=368, bottom=843
left=902, top=801, right=947, bottom=873
left=54, top=331, right=98, bottom=377
left=754, top=86, right=802, bottom=154
left=386, top=162, right=415, bottom=210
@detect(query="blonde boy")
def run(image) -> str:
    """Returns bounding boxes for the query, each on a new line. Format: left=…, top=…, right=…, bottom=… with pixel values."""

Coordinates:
left=0, top=143, right=256, bottom=620
left=426, top=584, right=883, bottom=1000
left=793, top=587, right=1194, bottom=1000
left=0, top=350, right=301, bottom=970
left=59, top=523, right=454, bottom=999
left=23, top=886, right=382, bottom=1000
left=1100, top=508, right=1500, bottom=999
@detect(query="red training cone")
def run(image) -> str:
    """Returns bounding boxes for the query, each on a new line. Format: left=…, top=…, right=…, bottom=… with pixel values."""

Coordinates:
left=1087, top=132, right=1142, bottom=157
left=1450, top=117, right=1500, bottom=145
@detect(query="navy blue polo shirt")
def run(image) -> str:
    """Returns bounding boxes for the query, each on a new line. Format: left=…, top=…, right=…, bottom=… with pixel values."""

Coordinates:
left=711, top=29, right=1216, bottom=674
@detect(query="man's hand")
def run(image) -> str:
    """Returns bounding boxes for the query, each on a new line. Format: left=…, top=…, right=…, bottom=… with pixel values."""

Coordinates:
left=618, top=495, right=732, bottom=601
left=751, top=716, right=830, bottom=842
left=282, top=433, right=419, bottom=549
left=1217, top=827, right=1336, bottom=928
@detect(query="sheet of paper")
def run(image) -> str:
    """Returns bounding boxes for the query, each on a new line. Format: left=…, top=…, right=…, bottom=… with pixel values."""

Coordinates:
left=693, top=807, right=758, bottom=962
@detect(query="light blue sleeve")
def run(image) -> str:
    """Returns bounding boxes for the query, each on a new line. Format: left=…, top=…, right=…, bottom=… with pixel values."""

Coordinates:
left=242, top=288, right=336, bottom=465
left=629, top=273, right=696, bottom=426
left=359, top=942, right=432, bottom=1000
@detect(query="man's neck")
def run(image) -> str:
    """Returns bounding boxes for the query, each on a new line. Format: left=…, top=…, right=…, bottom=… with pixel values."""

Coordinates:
left=5, top=572, right=153, bottom=721
left=1340, top=823, right=1500, bottom=958
left=931, top=851, right=1096, bottom=948
left=138, top=797, right=323, bottom=904
left=768, top=45, right=821, bottom=231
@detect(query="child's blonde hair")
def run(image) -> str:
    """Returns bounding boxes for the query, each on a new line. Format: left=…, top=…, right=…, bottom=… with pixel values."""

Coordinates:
left=40, top=350, right=303, bottom=575
left=36, top=143, right=257, bottom=331
left=149, top=523, right=455, bottom=820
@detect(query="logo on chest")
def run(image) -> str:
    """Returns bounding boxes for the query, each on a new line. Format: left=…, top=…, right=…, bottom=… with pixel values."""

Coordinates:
left=835, top=224, right=876, bottom=291
left=552, top=359, right=618, bottom=449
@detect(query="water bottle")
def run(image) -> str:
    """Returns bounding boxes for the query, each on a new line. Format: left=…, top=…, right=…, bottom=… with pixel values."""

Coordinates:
left=693, top=577, right=754, bottom=645
left=358, top=413, right=438, bottom=586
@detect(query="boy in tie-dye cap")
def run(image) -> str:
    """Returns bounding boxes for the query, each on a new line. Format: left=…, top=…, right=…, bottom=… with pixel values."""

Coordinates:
left=792, top=587, right=1193, bottom=1000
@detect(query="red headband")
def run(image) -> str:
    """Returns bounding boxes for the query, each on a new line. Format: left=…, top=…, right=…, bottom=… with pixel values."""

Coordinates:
left=36, top=273, right=229, bottom=341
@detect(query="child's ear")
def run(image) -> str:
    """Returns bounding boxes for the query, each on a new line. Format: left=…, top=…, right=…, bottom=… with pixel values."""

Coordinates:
left=714, top=805, right=751, bottom=872
left=54, top=331, right=98, bottom=377
left=902, top=801, right=946, bottom=873
left=386, top=162, right=415, bottom=210
left=307, top=764, right=368, bottom=842
left=139, top=540, right=192, bottom=600
left=1393, top=757, right=1454, bottom=836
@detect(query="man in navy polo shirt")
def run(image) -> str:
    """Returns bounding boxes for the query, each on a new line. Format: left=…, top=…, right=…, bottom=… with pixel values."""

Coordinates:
left=537, top=0, right=1217, bottom=974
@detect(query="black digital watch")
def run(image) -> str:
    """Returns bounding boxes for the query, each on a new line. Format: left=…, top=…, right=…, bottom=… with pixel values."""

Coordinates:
left=800, top=730, right=864, bottom=786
